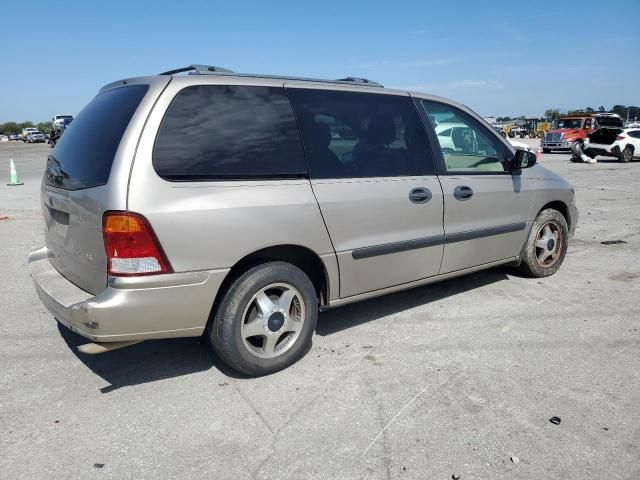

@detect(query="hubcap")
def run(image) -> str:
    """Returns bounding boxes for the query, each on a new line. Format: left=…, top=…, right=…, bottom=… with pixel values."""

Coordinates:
left=241, top=283, right=305, bottom=359
left=534, top=221, right=563, bottom=268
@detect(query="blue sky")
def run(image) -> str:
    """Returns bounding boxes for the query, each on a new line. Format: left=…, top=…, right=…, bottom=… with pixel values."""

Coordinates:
left=1, top=0, right=639, bottom=122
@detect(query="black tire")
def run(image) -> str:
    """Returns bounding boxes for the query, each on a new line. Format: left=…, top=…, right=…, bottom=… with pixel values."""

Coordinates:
left=207, top=261, right=318, bottom=376
left=519, top=209, right=569, bottom=278
left=529, top=131, right=537, bottom=139
left=542, top=148, right=551, bottom=154
left=508, top=132, right=515, bottom=138
left=500, top=131, right=507, bottom=138
left=619, top=146, right=633, bottom=163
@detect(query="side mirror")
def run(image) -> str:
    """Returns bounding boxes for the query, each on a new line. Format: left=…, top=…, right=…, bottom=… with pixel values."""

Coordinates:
left=511, top=149, right=536, bottom=170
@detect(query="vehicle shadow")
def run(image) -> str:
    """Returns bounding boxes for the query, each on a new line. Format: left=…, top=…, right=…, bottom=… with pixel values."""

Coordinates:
left=58, top=268, right=511, bottom=390
left=58, top=324, right=237, bottom=392
left=316, top=268, right=510, bottom=336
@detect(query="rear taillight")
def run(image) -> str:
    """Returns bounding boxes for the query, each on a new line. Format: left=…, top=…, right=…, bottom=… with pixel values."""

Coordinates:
left=617, top=136, right=626, bottom=141
left=102, top=212, right=172, bottom=276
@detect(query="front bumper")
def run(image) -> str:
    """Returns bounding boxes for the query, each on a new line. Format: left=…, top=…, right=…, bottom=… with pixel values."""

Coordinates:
left=28, top=247, right=229, bottom=342
left=568, top=204, right=579, bottom=237
left=542, top=140, right=573, bottom=150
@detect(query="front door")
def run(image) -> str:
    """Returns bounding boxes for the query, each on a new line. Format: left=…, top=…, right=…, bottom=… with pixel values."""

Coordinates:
left=419, top=100, right=532, bottom=273
left=287, top=86, right=444, bottom=298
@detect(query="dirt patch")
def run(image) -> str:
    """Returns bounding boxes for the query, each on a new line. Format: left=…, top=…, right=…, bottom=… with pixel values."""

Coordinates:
left=610, top=272, right=640, bottom=282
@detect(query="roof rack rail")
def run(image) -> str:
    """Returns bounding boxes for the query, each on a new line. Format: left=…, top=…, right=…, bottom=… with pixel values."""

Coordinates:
left=336, top=77, right=383, bottom=88
left=159, top=64, right=234, bottom=75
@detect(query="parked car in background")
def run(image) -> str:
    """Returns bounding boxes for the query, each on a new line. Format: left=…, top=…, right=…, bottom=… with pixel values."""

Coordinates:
left=29, top=64, right=577, bottom=376
left=581, top=127, right=640, bottom=163
left=25, top=130, right=46, bottom=143
left=0, top=135, right=8, bottom=142
left=541, top=113, right=623, bottom=153
left=21, top=127, right=38, bottom=141
left=8, top=133, right=21, bottom=141
left=52, top=114, right=74, bottom=129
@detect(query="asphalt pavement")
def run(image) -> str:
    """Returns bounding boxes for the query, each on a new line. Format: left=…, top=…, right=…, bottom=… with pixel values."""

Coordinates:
left=0, top=140, right=639, bottom=479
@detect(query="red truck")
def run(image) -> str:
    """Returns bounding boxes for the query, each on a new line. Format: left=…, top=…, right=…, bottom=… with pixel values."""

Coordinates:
left=540, top=113, right=623, bottom=154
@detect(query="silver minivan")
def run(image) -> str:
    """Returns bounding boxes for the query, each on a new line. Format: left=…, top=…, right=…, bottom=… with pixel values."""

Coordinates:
left=29, top=65, right=578, bottom=376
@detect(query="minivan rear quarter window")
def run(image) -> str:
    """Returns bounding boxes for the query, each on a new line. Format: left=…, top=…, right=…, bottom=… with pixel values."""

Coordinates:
left=153, top=85, right=307, bottom=180
left=46, top=85, right=148, bottom=190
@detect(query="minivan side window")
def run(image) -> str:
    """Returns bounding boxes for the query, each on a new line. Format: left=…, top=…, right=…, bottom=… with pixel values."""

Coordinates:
left=288, top=88, right=435, bottom=179
left=153, top=85, right=307, bottom=180
left=420, top=100, right=507, bottom=174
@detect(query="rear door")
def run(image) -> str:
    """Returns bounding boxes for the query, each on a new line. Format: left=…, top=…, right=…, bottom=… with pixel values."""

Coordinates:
left=43, top=80, right=162, bottom=294
left=418, top=99, right=533, bottom=273
left=287, top=86, right=444, bottom=298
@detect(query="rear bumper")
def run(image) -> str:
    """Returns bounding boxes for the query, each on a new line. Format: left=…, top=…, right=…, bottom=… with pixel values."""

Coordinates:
left=28, top=247, right=229, bottom=342
left=584, top=144, right=620, bottom=157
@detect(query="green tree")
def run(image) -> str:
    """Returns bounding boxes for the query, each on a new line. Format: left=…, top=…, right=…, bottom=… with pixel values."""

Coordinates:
left=544, top=109, right=561, bottom=121
left=36, top=122, right=51, bottom=135
left=0, top=122, right=20, bottom=135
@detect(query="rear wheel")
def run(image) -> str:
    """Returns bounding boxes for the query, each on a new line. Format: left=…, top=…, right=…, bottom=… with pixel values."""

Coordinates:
left=207, top=261, right=318, bottom=376
left=537, top=131, right=545, bottom=139
left=529, top=131, right=537, bottom=139
left=619, top=146, right=633, bottom=163
left=519, top=209, right=569, bottom=277
left=508, top=131, right=515, bottom=138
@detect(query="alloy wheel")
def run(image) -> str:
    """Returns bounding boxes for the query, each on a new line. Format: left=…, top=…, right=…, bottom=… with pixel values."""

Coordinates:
left=240, top=283, right=305, bottom=359
left=534, top=221, right=563, bottom=267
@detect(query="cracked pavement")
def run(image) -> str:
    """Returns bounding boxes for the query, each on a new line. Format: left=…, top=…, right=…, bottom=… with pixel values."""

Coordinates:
left=1, top=140, right=639, bottom=479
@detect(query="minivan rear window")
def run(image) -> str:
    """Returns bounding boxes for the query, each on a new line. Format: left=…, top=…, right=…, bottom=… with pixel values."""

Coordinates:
left=46, top=85, right=148, bottom=190
left=152, top=85, right=307, bottom=181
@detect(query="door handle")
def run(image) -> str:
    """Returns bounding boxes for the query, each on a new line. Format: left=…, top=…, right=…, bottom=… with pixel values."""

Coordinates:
left=409, top=187, right=432, bottom=204
left=453, top=185, right=473, bottom=200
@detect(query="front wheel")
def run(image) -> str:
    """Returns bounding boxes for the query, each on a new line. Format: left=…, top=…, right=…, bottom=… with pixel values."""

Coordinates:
left=518, top=209, right=569, bottom=278
left=207, top=261, right=318, bottom=376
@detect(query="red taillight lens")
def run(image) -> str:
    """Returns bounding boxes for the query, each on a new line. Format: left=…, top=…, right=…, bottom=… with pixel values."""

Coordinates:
left=617, top=136, right=626, bottom=141
left=102, top=212, right=172, bottom=276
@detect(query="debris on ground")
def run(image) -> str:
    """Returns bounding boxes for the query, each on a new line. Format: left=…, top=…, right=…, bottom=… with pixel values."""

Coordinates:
left=549, top=416, right=562, bottom=425
left=601, top=240, right=627, bottom=245
left=511, top=456, right=520, bottom=464
left=0, top=215, right=11, bottom=221
left=93, top=463, right=105, bottom=469
left=452, top=474, right=461, bottom=479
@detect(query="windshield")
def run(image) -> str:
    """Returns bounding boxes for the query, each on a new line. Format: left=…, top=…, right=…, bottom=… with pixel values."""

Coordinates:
left=556, top=118, right=584, bottom=129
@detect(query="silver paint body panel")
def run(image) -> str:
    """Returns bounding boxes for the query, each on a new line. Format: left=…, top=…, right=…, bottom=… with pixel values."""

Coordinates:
left=30, top=72, right=577, bottom=342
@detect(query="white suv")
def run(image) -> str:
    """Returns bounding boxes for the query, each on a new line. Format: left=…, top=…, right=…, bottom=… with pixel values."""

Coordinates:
left=583, top=127, right=640, bottom=163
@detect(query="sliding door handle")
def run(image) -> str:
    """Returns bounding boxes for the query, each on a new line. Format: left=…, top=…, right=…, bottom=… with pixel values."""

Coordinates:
left=409, top=187, right=432, bottom=203
left=453, top=185, right=473, bottom=200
